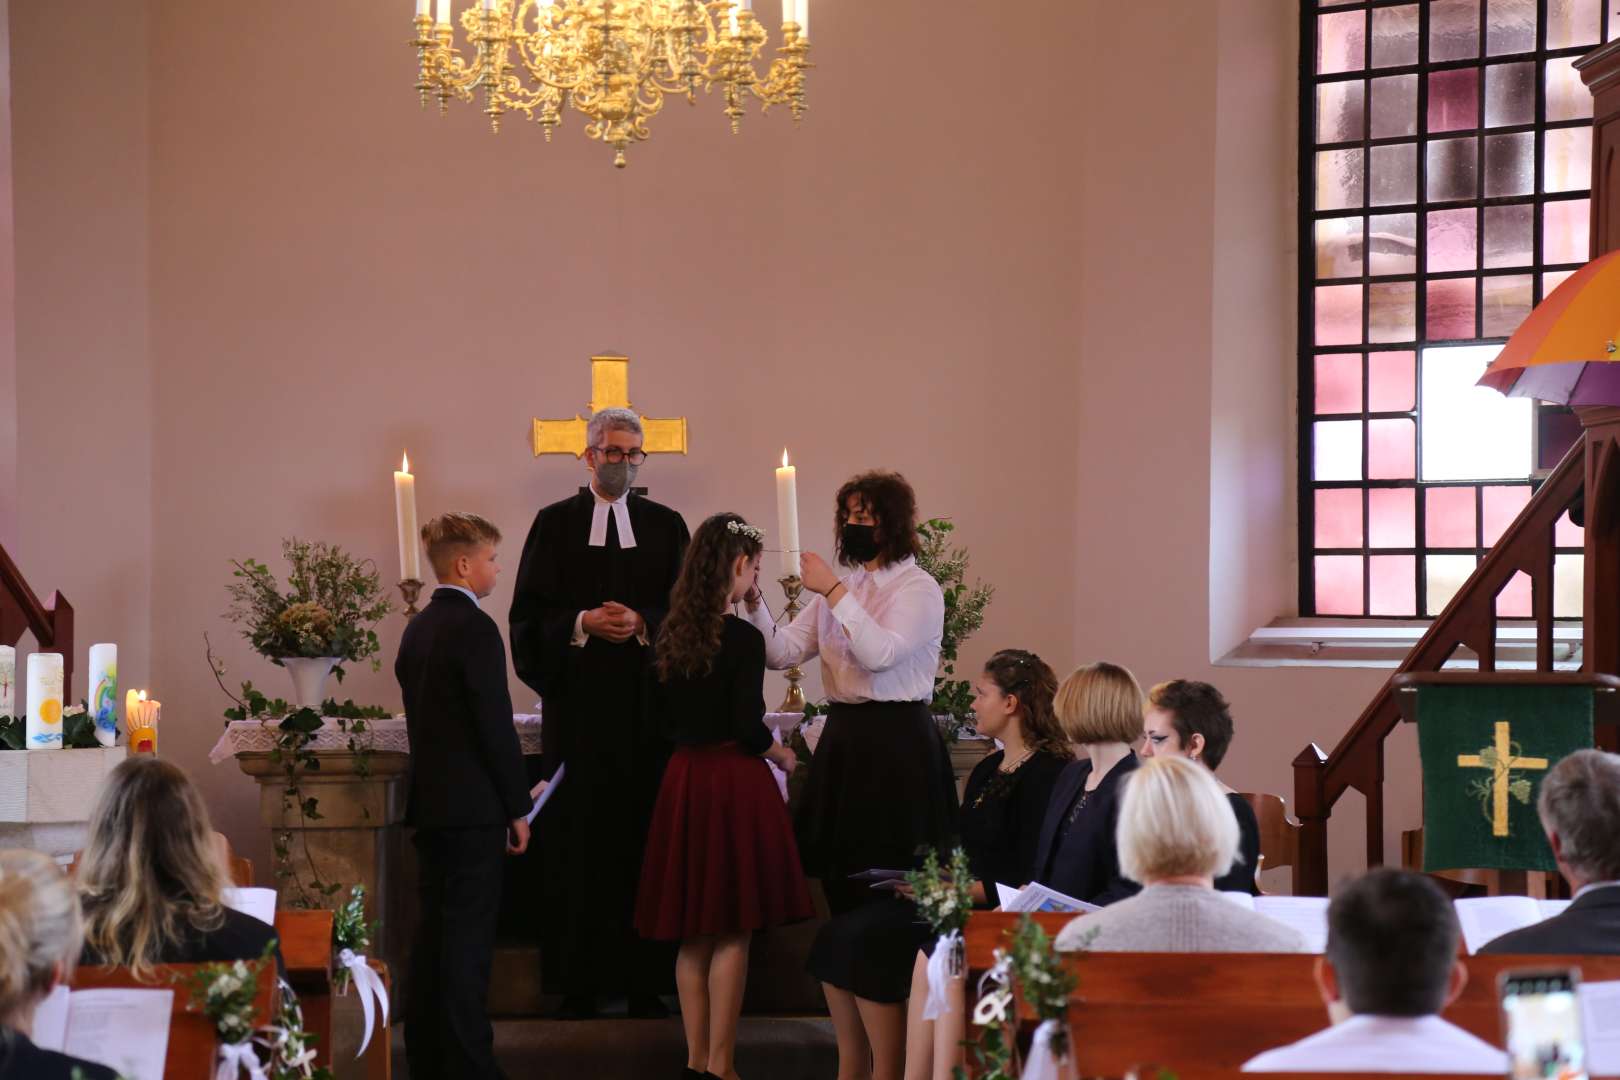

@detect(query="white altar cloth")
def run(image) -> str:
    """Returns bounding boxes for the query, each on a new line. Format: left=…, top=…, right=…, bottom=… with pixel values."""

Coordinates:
left=208, top=714, right=544, bottom=764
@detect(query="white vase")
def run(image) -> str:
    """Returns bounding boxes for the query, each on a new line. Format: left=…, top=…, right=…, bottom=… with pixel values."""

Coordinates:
left=283, top=657, right=339, bottom=711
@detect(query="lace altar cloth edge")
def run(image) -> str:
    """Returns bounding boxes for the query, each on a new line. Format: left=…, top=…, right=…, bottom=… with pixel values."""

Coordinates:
left=208, top=714, right=543, bottom=765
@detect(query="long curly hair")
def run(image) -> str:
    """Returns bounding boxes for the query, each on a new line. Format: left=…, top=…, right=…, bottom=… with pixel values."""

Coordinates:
left=983, top=649, right=1072, bottom=760
left=656, top=512, right=764, bottom=681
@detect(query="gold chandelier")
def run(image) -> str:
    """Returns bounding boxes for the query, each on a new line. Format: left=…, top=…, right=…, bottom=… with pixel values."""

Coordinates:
left=411, top=0, right=812, bottom=168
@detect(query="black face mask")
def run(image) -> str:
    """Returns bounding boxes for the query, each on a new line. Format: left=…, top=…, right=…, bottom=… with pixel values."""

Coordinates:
left=841, top=523, right=881, bottom=563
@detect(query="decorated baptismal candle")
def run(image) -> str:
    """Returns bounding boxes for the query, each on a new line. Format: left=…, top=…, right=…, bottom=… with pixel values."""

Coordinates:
left=88, top=643, right=118, bottom=747
left=126, top=690, right=160, bottom=754
left=25, top=652, right=64, bottom=750
left=0, top=645, right=14, bottom=717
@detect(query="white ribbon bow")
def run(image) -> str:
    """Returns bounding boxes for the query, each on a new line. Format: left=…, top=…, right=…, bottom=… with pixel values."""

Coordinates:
left=338, top=948, right=391, bottom=1057
left=972, top=948, right=1015, bottom=1028
left=1020, top=1018, right=1067, bottom=1080
left=922, top=930, right=961, bottom=1020
left=215, top=1040, right=268, bottom=1080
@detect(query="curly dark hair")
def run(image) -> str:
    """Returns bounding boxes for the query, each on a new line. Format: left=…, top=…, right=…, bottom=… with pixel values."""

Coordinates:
left=656, top=513, right=764, bottom=682
left=983, top=649, right=1073, bottom=760
left=833, top=471, right=921, bottom=567
left=1146, top=679, right=1235, bottom=770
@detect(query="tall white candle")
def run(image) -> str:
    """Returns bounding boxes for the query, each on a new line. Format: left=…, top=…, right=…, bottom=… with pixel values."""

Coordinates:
left=776, top=449, right=801, bottom=578
left=781, top=0, right=793, bottom=27
left=395, top=452, right=422, bottom=582
left=25, top=652, right=64, bottom=750
left=436, top=0, right=452, bottom=25
left=417, top=0, right=430, bottom=17
left=796, top=0, right=808, bottom=37
left=0, top=645, right=14, bottom=717
left=88, top=644, right=118, bottom=746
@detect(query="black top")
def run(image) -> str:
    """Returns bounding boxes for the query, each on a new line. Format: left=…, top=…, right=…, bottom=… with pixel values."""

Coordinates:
left=1217, top=792, right=1262, bottom=895
left=959, top=748, right=1069, bottom=893
left=0, top=1028, right=116, bottom=1080
left=80, top=906, right=286, bottom=979
left=1479, top=884, right=1620, bottom=955
left=652, top=616, right=772, bottom=755
left=1030, top=753, right=1142, bottom=906
left=396, top=588, right=531, bottom=828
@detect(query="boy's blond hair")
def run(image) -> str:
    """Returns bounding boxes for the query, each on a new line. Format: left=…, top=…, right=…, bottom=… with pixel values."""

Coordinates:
left=421, top=512, right=502, bottom=580
left=1053, top=661, right=1145, bottom=745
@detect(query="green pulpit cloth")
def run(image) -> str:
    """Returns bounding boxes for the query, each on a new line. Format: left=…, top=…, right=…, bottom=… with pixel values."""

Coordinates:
left=1417, top=684, right=1593, bottom=873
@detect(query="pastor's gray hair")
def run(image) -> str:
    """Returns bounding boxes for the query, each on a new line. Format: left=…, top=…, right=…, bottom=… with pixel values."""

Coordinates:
left=586, top=407, right=644, bottom=449
left=1538, top=749, right=1620, bottom=882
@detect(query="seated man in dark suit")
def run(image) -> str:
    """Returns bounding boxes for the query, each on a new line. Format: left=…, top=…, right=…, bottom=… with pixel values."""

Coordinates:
left=1481, top=748, right=1620, bottom=955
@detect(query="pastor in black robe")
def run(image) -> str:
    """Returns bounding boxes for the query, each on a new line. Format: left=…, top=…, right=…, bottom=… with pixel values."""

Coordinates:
left=509, top=488, right=689, bottom=998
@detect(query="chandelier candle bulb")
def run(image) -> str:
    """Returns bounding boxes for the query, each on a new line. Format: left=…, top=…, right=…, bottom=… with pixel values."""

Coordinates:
left=776, top=449, right=801, bottom=578
left=781, top=0, right=793, bottom=26
left=395, top=452, right=421, bottom=583
left=795, top=0, right=808, bottom=38
left=435, top=0, right=451, bottom=25
left=416, top=0, right=429, bottom=16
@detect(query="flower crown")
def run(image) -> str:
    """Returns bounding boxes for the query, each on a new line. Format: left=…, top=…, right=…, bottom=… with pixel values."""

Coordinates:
left=726, top=520, right=766, bottom=543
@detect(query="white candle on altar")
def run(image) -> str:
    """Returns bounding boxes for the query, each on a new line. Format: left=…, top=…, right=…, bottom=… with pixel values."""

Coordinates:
left=0, top=645, right=14, bottom=717
left=436, top=0, right=452, bottom=25
left=87, top=644, right=118, bottom=747
left=395, top=452, right=422, bottom=582
left=776, top=449, right=801, bottom=578
left=417, top=0, right=430, bottom=18
left=25, top=652, right=63, bottom=750
left=796, top=0, right=808, bottom=37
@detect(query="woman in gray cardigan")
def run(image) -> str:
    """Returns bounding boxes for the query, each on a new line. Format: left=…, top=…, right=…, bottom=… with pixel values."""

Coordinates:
left=1054, top=756, right=1306, bottom=954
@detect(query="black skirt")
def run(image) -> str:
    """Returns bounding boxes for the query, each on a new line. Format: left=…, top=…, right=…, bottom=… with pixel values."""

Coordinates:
left=795, top=700, right=959, bottom=917
left=808, top=893, right=932, bottom=1002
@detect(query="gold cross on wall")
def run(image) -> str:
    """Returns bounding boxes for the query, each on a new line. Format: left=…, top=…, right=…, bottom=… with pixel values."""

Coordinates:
left=531, top=354, right=689, bottom=459
left=1457, top=720, right=1549, bottom=838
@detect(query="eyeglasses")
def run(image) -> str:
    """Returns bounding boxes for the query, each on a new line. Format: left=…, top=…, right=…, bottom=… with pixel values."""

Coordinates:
left=593, top=446, right=648, bottom=465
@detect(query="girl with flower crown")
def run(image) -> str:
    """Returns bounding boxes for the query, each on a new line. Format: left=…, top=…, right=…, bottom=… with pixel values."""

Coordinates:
left=634, top=513, right=813, bottom=1080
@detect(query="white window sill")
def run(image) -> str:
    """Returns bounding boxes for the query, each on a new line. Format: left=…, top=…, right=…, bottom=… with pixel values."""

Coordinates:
left=1216, top=618, right=1584, bottom=670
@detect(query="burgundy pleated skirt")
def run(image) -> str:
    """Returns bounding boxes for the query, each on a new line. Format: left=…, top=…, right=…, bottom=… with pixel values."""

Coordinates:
left=634, top=742, right=815, bottom=941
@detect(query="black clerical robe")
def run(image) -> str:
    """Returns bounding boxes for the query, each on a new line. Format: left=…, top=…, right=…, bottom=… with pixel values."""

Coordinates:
left=509, top=490, right=689, bottom=996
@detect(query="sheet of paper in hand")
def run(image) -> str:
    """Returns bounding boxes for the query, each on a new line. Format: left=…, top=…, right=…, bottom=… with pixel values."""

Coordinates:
left=1416, top=683, right=1592, bottom=873
left=527, top=762, right=566, bottom=825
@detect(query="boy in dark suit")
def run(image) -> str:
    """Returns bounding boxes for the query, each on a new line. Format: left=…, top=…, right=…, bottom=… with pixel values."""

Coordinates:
left=398, top=512, right=533, bottom=1080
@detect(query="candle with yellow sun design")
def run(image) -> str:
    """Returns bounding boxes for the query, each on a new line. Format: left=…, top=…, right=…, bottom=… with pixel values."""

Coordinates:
left=25, top=652, right=64, bottom=749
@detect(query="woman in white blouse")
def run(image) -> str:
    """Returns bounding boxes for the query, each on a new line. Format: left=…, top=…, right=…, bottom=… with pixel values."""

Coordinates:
left=743, top=470, right=956, bottom=1080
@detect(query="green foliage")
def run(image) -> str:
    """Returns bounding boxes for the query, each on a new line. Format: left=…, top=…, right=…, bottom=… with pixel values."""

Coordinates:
left=916, top=518, right=994, bottom=742
left=1008, top=915, right=1079, bottom=1059
left=904, top=846, right=977, bottom=937
left=226, top=538, right=392, bottom=679
left=0, top=703, right=104, bottom=750
left=0, top=715, right=23, bottom=750
left=332, top=884, right=381, bottom=992
left=184, top=943, right=334, bottom=1080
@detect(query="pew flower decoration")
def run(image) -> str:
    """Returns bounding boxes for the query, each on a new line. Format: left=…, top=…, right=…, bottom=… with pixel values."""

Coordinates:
left=183, top=947, right=333, bottom=1080
left=905, top=847, right=976, bottom=1021
left=332, top=884, right=390, bottom=1057
left=1007, top=915, right=1079, bottom=1077
left=957, top=948, right=1017, bottom=1080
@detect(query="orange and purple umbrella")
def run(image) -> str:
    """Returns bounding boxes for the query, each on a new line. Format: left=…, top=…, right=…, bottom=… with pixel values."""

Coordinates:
left=1478, top=249, right=1620, bottom=405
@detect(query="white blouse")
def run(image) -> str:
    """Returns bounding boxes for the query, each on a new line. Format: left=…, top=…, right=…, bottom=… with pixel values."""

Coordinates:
left=1242, top=1014, right=1506, bottom=1074
left=741, top=557, right=943, bottom=705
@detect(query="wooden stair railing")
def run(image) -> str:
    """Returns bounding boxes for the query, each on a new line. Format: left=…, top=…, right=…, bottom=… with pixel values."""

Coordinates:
left=1291, top=441, right=1585, bottom=896
left=0, top=541, right=76, bottom=700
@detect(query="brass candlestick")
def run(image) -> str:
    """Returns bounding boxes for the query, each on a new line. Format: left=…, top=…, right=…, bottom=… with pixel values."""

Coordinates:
left=778, top=574, right=807, bottom=713
left=398, top=578, right=424, bottom=618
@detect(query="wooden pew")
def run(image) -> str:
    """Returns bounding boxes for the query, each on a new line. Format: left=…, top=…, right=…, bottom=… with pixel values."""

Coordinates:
left=71, top=960, right=277, bottom=1080
left=964, top=913, right=1620, bottom=1077
left=277, top=907, right=392, bottom=1080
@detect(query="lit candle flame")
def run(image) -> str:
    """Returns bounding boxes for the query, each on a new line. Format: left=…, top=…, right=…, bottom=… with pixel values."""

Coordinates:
left=137, top=690, right=147, bottom=703
left=401, top=451, right=411, bottom=474
left=782, top=448, right=790, bottom=468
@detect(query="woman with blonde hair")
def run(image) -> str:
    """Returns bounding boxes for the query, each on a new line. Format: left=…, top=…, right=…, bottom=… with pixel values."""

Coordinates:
left=0, top=848, right=117, bottom=1079
left=77, top=757, right=282, bottom=976
left=1054, top=756, right=1305, bottom=953
left=1028, top=661, right=1145, bottom=906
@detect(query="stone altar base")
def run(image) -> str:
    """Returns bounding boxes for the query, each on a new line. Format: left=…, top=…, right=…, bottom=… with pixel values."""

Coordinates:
left=0, top=746, right=128, bottom=859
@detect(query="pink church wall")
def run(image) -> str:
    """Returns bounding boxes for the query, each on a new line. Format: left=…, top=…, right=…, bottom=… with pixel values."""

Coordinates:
left=7, top=0, right=1418, bottom=888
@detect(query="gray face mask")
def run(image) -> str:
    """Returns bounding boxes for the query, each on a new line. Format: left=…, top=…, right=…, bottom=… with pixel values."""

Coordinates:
left=594, top=459, right=639, bottom=499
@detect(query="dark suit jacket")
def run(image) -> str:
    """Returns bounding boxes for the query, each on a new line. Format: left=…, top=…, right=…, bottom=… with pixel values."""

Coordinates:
left=1030, top=753, right=1142, bottom=906
left=0, top=1028, right=117, bottom=1080
left=396, top=588, right=531, bottom=828
left=1479, top=883, right=1620, bottom=955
